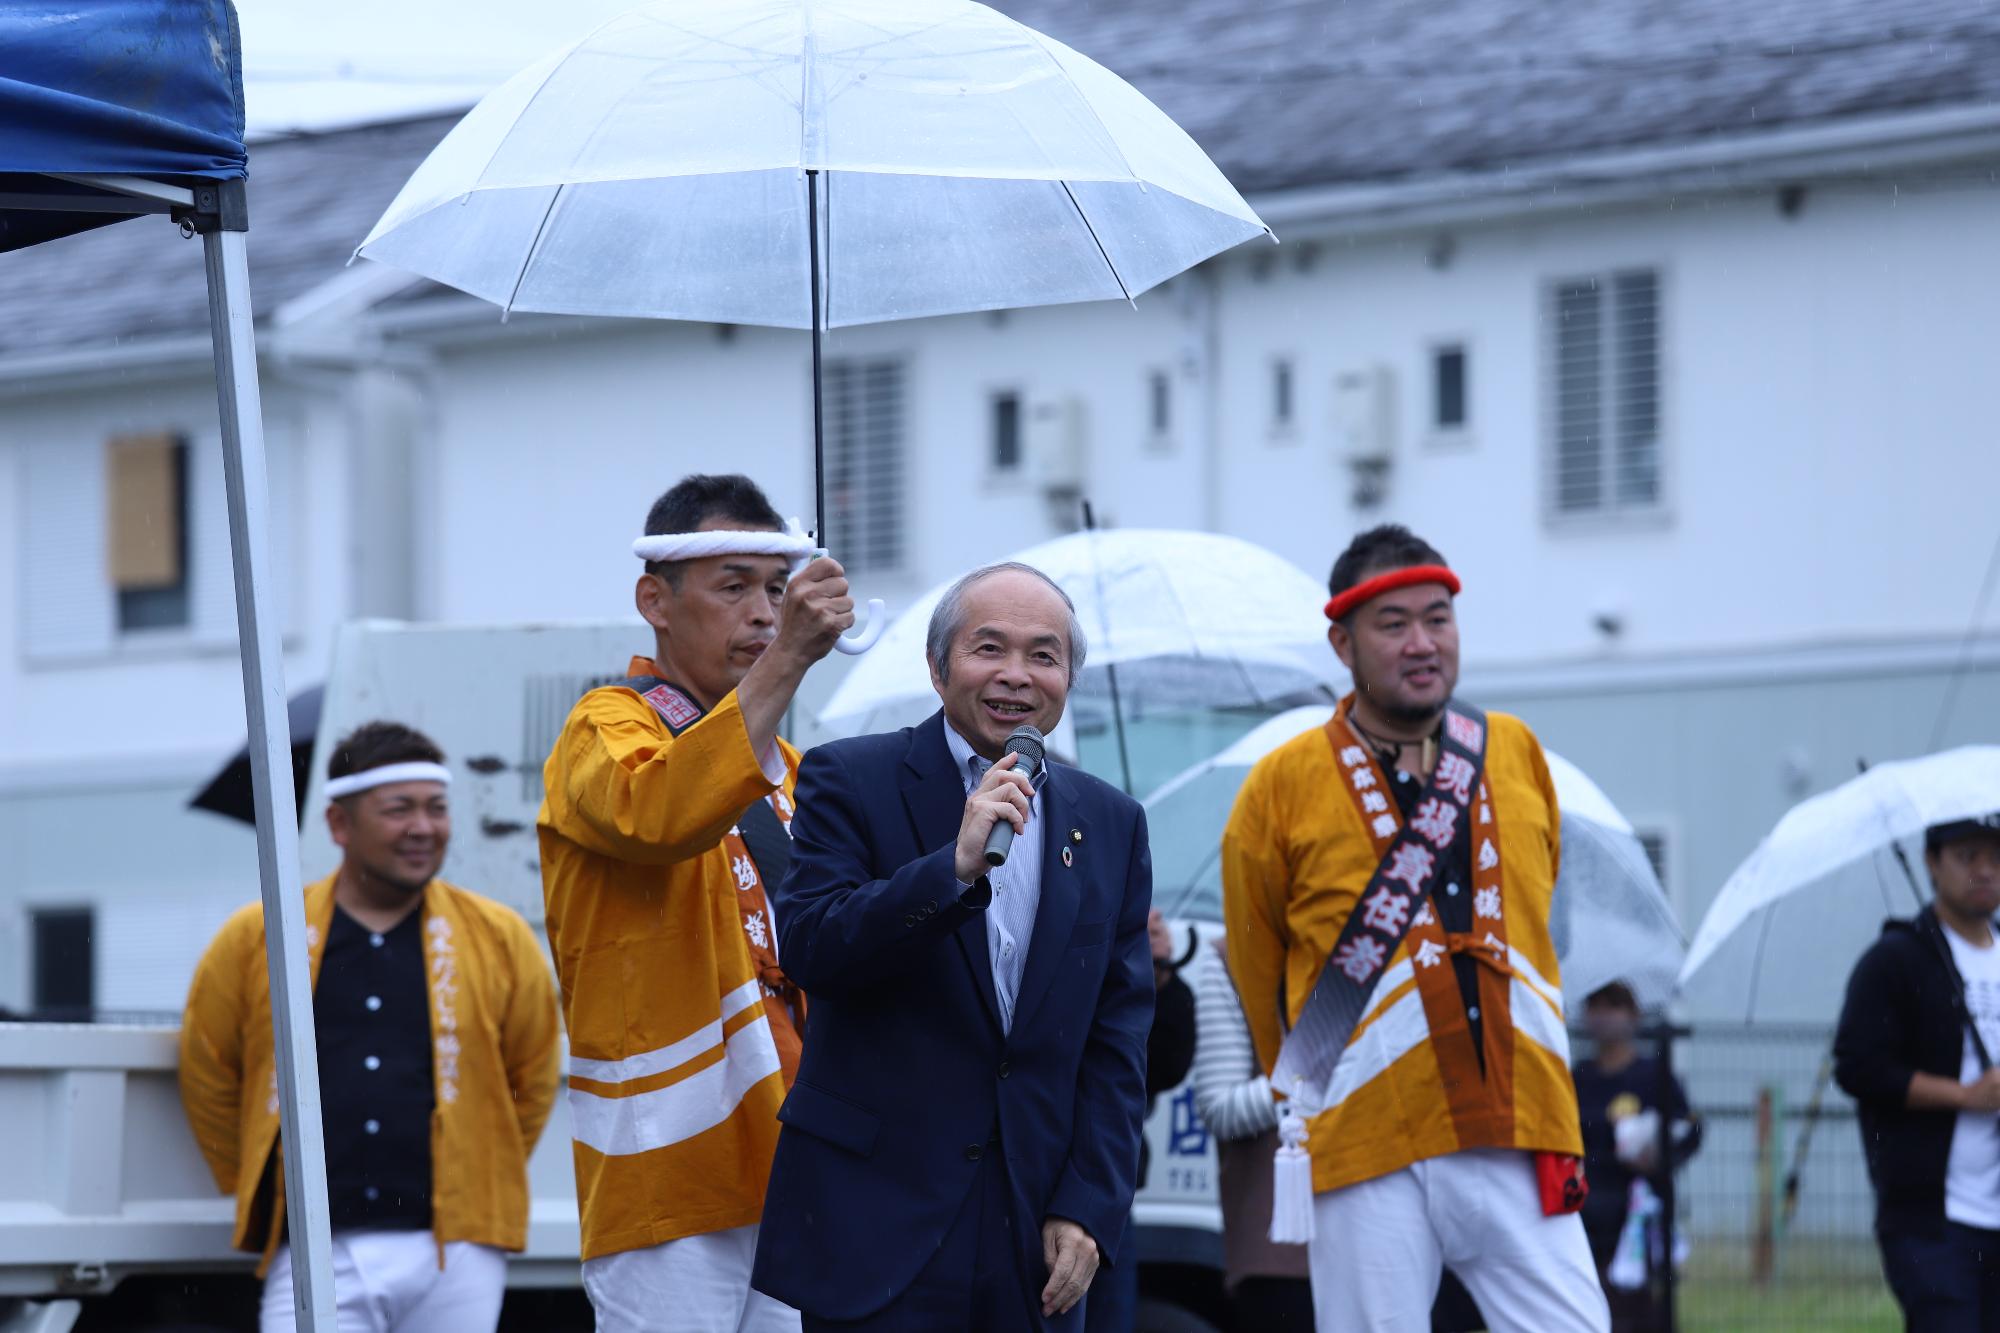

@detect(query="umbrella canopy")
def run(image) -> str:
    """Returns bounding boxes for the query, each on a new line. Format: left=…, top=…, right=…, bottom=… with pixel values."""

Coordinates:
left=0, top=0, right=248, bottom=250
left=818, top=528, right=1342, bottom=727
left=190, top=685, right=324, bottom=826
left=1680, top=745, right=2000, bottom=988
left=1145, top=706, right=1685, bottom=1008
left=355, top=0, right=1269, bottom=327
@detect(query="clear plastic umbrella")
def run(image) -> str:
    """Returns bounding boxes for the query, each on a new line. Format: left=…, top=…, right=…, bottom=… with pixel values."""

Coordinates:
left=1680, top=745, right=2000, bottom=989
left=356, top=0, right=1272, bottom=649
left=1144, top=706, right=1686, bottom=1008
left=817, top=528, right=1342, bottom=729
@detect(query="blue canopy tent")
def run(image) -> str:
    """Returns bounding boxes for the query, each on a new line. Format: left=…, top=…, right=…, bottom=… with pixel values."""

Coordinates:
left=0, top=3, right=337, bottom=1324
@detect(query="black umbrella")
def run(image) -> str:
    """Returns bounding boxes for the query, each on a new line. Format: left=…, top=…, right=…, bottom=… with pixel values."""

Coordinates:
left=189, top=684, right=323, bottom=826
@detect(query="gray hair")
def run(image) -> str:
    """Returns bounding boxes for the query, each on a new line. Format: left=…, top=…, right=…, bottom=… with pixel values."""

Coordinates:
left=926, top=562, right=1088, bottom=686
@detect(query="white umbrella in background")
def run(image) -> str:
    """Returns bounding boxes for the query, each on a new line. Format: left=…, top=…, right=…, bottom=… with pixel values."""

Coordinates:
left=1145, top=706, right=1685, bottom=1009
left=1680, top=745, right=2000, bottom=989
left=818, top=527, right=1342, bottom=739
left=356, top=0, right=1271, bottom=652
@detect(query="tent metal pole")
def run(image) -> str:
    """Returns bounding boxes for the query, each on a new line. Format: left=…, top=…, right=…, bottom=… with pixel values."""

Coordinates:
left=201, top=219, right=338, bottom=1330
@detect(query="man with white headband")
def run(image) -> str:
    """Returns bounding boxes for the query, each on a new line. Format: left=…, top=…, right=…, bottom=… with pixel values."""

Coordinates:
left=539, top=473, right=854, bottom=1333
left=179, top=721, right=562, bottom=1332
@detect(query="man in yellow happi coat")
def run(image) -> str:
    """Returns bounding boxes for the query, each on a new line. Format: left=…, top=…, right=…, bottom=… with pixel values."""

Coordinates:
left=1223, top=525, right=1608, bottom=1333
left=180, top=721, right=562, bottom=1333
left=539, top=474, right=854, bottom=1333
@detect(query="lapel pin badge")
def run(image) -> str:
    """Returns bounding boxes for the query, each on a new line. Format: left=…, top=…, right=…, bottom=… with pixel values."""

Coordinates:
left=1070, top=829, right=1083, bottom=843
left=1061, top=846, right=1075, bottom=868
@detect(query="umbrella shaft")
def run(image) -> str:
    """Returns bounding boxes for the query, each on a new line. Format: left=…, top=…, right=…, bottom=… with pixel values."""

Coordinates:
left=809, top=170, right=825, bottom=551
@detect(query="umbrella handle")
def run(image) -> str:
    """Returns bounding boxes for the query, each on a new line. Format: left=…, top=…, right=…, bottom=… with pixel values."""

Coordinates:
left=834, top=598, right=887, bottom=655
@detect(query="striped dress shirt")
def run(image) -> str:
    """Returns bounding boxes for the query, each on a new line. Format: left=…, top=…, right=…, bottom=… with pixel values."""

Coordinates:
left=944, top=722, right=1045, bottom=1035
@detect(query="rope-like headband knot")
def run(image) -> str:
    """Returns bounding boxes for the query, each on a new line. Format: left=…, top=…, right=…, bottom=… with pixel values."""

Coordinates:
left=325, top=761, right=453, bottom=801
left=1324, top=564, right=1462, bottom=622
left=632, top=516, right=819, bottom=570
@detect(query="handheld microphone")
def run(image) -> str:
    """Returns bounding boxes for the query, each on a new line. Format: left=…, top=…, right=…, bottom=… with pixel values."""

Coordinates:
left=982, top=724, right=1045, bottom=867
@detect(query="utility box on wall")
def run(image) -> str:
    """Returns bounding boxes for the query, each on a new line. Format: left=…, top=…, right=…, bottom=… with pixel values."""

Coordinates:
left=1028, top=395, right=1089, bottom=495
left=1332, top=366, right=1396, bottom=508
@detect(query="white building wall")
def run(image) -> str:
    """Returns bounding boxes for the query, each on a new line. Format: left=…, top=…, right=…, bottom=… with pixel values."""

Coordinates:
left=1215, top=184, right=2000, bottom=665
left=0, top=376, right=345, bottom=767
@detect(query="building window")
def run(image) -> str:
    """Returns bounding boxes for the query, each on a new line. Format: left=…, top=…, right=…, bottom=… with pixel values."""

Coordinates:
left=1636, top=828, right=1669, bottom=886
left=1433, top=344, right=1468, bottom=432
left=32, top=908, right=94, bottom=1019
left=21, top=427, right=297, bottom=662
left=1547, top=269, right=1661, bottom=516
left=108, top=433, right=192, bottom=631
left=824, top=357, right=906, bottom=573
left=1147, top=369, right=1171, bottom=444
left=990, top=390, right=1022, bottom=473
left=1632, top=822, right=1680, bottom=918
left=1271, top=358, right=1295, bottom=432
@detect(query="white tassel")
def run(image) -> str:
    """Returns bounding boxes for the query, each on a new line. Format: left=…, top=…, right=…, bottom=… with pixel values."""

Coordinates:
left=1269, top=1102, right=1315, bottom=1244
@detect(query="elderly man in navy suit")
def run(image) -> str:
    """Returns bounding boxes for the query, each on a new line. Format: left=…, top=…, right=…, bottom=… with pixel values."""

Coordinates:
left=751, top=562, right=1154, bottom=1331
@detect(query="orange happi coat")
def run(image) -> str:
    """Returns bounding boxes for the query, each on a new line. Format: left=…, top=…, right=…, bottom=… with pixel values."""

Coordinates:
left=1222, top=698, right=1583, bottom=1194
left=178, top=875, right=562, bottom=1273
left=538, top=660, right=802, bottom=1261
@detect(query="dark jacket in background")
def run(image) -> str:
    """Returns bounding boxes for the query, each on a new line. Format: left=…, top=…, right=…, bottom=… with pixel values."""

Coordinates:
left=1138, top=969, right=1197, bottom=1189
left=1572, top=1054, right=1703, bottom=1258
left=1834, top=907, right=1976, bottom=1234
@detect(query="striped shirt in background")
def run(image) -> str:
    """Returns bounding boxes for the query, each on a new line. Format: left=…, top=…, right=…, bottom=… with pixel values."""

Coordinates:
left=1191, top=938, right=1280, bottom=1142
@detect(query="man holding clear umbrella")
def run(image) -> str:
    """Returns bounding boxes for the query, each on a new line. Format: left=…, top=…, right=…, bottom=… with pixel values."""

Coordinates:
left=1222, top=524, right=1607, bottom=1333
left=539, top=474, right=853, bottom=1333
left=1835, top=814, right=2000, bottom=1331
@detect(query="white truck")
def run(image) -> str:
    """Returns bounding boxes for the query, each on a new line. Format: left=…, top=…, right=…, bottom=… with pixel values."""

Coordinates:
left=1, top=620, right=1228, bottom=1332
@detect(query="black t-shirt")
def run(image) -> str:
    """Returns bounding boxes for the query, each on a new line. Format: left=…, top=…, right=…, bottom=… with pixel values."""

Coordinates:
left=1571, top=1054, right=1696, bottom=1242
left=1385, top=765, right=1485, bottom=1068
left=313, top=904, right=436, bottom=1231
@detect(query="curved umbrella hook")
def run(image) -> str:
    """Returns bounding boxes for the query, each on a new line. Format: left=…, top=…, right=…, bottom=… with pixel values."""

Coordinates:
left=835, top=594, right=887, bottom=654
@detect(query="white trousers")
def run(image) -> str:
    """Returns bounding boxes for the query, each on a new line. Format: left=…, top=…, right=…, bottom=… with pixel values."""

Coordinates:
left=1308, top=1149, right=1610, bottom=1333
left=261, top=1232, right=506, bottom=1333
left=583, top=1224, right=800, bottom=1333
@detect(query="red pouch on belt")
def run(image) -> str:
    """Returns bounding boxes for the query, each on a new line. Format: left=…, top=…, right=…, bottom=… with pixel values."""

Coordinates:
left=1536, top=1152, right=1589, bottom=1216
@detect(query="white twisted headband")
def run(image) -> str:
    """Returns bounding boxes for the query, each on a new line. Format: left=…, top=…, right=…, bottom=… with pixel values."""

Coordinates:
left=632, top=517, right=819, bottom=570
left=325, top=761, right=453, bottom=801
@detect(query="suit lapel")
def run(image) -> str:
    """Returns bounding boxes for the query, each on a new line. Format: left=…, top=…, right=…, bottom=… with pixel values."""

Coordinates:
left=902, top=713, right=1003, bottom=1033
left=1011, top=763, right=1088, bottom=1037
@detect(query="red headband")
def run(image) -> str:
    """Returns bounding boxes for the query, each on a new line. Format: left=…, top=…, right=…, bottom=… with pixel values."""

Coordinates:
left=1325, top=564, right=1462, bottom=621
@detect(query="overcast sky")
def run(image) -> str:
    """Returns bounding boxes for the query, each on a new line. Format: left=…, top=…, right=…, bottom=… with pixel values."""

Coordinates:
left=237, top=0, right=640, bottom=135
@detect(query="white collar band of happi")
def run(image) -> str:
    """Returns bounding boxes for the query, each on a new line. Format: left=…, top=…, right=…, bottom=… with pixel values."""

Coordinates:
left=631, top=517, right=818, bottom=571
left=324, top=761, right=453, bottom=801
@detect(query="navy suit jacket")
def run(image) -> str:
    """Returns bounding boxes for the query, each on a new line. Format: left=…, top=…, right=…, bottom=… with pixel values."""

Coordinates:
left=751, top=712, right=1154, bottom=1324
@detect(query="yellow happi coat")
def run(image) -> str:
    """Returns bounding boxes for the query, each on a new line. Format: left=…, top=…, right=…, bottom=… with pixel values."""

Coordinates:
left=538, top=665, right=801, bottom=1261
left=177, top=875, right=562, bottom=1273
left=1222, top=699, right=1582, bottom=1194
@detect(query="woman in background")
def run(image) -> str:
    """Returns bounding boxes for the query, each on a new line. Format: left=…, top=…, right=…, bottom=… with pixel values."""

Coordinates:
left=1190, top=937, right=1316, bottom=1332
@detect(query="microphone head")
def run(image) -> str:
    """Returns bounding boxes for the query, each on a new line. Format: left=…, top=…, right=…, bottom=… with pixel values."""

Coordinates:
left=1003, top=723, right=1045, bottom=775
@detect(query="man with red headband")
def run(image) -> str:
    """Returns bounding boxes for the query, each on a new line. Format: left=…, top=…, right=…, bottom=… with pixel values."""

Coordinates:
left=1222, top=524, right=1606, bottom=1332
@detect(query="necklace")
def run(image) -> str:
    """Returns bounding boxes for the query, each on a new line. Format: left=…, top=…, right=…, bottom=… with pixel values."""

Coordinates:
left=1345, top=710, right=1441, bottom=775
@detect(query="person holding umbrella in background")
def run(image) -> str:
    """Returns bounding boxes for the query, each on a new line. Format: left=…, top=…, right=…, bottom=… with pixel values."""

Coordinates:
left=1086, top=908, right=1197, bottom=1333
left=1835, top=814, right=2000, bottom=1331
left=1189, top=936, right=1314, bottom=1332
left=538, top=474, right=853, bottom=1333
left=1571, top=981, right=1703, bottom=1332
